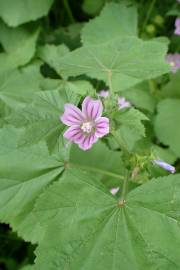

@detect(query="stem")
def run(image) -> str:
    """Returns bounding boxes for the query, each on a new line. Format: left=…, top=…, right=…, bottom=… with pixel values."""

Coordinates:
left=118, top=172, right=130, bottom=206
left=120, top=174, right=129, bottom=200
left=149, top=79, right=158, bottom=95
left=62, top=0, right=75, bottom=23
left=107, top=70, right=113, bottom=95
left=111, top=129, right=129, bottom=154
left=141, top=0, right=157, bottom=34
left=68, top=162, right=124, bottom=180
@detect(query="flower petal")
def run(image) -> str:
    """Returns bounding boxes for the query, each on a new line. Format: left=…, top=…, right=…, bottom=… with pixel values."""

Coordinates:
left=95, top=117, right=109, bottom=138
left=64, top=126, right=83, bottom=142
left=98, top=90, right=109, bottom=98
left=110, top=187, right=120, bottom=195
left=78, top=134, right=97, bottom=151
left=60, top=104, right=84, bottom=126
left=118, top=96, right=131, bottom=110
left=82, top=96, right=103, bottom=120
left=153, top=160, right=176, bottom=174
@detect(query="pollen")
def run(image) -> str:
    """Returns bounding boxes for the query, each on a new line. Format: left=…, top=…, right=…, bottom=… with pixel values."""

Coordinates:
left=81, top=122, right=93, bottom=133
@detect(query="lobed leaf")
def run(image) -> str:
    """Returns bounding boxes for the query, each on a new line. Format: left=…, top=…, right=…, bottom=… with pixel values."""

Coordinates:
left=7, top=84, right=80, bottom=152
left=34, top=169, right=180, bottom=270
left=69, top=141, right=126, bottom=179
left=0, top=62, right=44, bottom=111
left=82, top=2, right=138, bottom=45
left=115, top=108, right=149, bottom=137
left=53, top=37, right=169, bottom=92
left=0, top=23, right=39, bottom=73
left=0, top=0, right=54, bottom=26
left=0, top=126, right=64, bottom=243
left=37, top=44, right=70, bottom=78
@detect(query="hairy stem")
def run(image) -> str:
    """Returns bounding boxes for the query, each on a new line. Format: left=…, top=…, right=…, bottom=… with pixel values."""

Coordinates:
left=62, top=0, right=75, bottom=23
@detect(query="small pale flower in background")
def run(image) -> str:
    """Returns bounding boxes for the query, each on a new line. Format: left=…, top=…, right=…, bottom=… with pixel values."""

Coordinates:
left=166, top=54, right=180, bottom=73
left=174, top=17, right=180, bottom=35
left=61, top=96, right=109, bottom=150
left=153, top=159, right=176, bottom=174
left=110, top=187, right=120, bottom=195
left=118, top=97, right=131, bottom=110
left=98, top=90, right=109, bottom=98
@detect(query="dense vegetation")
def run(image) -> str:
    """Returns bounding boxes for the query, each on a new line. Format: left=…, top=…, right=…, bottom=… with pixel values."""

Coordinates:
left=0, top=0, right=179, bottom=269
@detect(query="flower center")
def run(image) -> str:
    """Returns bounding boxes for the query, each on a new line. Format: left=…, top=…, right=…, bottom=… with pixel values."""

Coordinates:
left=170, top=61, right=175, bottom=67
left=81, top=121, right=93, bottom=134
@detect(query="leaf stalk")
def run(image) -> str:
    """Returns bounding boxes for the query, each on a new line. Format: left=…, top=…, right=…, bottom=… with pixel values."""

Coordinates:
left=68, top=162, right=124, bottom=181
left=62, top=0, right=75, bottom=23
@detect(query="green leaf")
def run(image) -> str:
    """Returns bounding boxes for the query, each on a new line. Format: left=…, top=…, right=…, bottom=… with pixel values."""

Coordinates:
left=155, top=99, right=180, bottom=157
left=0, top=62, right=44, bottom=110
left=39, top=77, right=95, bottom=96
left=0, top=126, right=64, bottom=243
left=118, top=125, right=142, bottom=152
left=69, top=141, right=126, bottom=181
left=0, top=23, right=39, bottom=73
left=161, top=71, right=180, bottom=99
left=82, top=2, right=138, bottom=45
left=7, top=84, right=80, bottom=152
left=37, top=44, right=70, bottom=77
left=82, top=0, right=105, bottom=15
left=0, top=0, right=54, bottom=27
left=115, top=108, right=149, bottom=137
left=43, top=23, right=82, bottom=50
left=123, top=82, right=156, bottom=113
left=20, top=266, right=35, bottom=270
left=54, top=37, right=169, bottom=91
left=34, top=169, right=180, bottom=270
left=152, top=145, right=177, bottom=164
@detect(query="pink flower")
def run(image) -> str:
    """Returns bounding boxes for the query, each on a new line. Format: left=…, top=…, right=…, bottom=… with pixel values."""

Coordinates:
left=153, top=160, right=176, bottom=174
left=110, top=187, right=120, bottom=195
left=118, top=97, right=131, bottom=110
left=174, top=17, right=180, bottom=35
left=166, top=54, right=180, bottom=73
left=98, top=90, right=109, bottom=98
left=61, top=96, right=109, bottom=150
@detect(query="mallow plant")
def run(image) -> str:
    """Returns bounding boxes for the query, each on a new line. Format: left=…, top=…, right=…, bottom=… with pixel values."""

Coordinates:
left=0, top=0, right=180, bottom=270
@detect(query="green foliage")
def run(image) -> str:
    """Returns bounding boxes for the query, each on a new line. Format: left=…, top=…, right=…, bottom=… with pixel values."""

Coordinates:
left=123, top=82, right=156, bottom=113
left=0, top=0, right=54, bottom=26
left=34, top=169, right=180, bottom=270
left=37, top=44, right=70, bottom=77
left=115, top=108, right=149, bottom=137
left=6, top=80, right=95, bottom=152
left=52, top=37, right=169, bottom=91
left=0, top=0, right=179, bottom=269
left=161, top=71, right=180, bottom=99
left=20, top=266, right=34, bottom=270
left=82, top=0, right=105, bottom=15
left=0, top=62, right=44, bottom=110
left=81, top=2, right=138, bottom=44
left=0, top=126, right=64, bottom=243
left=0, top=22, right=39, bottom=73
left=70, top=141, right=126, bottom=179
left=155, top=99, right=180, bottom=157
